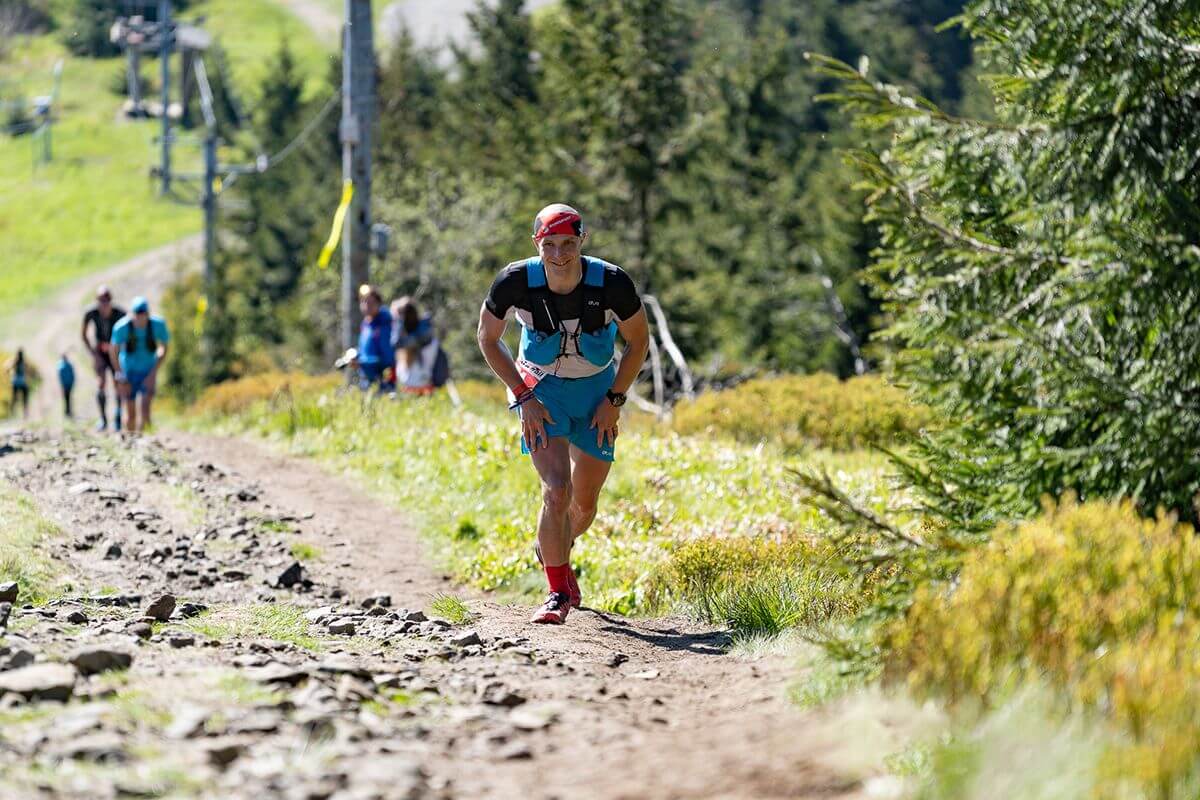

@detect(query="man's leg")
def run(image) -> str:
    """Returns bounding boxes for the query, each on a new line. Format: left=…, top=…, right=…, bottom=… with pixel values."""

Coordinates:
left=530, top=438, right=573, bottom=567
left=94, top=356, right=109, bottom=428
left=140, top=393, right=153, bottom=431
left=567, top=446, right=613, bottom=544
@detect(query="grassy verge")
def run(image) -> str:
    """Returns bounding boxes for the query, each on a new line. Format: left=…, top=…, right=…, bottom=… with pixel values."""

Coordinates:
left=0, top=0, right=330, bottom=323
left=177, top=374, right=897, bottom=637
left=183, top=602, right=323, bottom=651
left=0, top=480, right=69, bottom=604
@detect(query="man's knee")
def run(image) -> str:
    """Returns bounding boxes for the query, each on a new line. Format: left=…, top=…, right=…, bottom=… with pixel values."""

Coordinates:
left=541, top=481, right=572, bottom=514
left=571, top=495, right=598, bottom=521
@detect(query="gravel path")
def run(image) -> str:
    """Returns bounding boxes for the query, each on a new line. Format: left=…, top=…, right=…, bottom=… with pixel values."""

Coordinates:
left=0, top=426, right=868, bottom=799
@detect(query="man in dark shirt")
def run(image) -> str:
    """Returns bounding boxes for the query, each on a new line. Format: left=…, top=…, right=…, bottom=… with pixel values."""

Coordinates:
left=80, top=286, right=126, bottom=431
left=478, top=203, right=650, bottom=625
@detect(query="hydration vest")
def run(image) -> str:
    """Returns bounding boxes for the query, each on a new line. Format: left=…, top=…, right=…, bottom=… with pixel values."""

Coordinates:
left=518, top=257, right=618, bottom=368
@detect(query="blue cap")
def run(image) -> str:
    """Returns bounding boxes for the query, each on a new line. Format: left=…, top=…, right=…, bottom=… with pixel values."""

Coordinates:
left=131, top=296, right=150, bottom=313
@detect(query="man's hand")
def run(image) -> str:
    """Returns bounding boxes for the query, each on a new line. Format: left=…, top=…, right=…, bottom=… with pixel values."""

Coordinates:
left=591, top=399, right=621, bottom=449
left=520, top=397, right=555, bottom=452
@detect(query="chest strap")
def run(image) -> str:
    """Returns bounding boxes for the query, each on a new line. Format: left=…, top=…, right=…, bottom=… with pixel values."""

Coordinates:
left=527, top=258, right=607, bottom=334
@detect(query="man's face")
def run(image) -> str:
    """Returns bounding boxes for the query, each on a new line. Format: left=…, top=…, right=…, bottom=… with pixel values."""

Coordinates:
left=536, top=234, right=583, bottom=269
left=360, top=296, right=380, bottom=317
left=134, top=310, right=149, bottom=327
left=98, top=294, right=112, bottom=311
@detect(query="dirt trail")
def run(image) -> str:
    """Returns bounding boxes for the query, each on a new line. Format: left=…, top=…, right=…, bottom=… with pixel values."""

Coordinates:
left=0, top=424, right=868, bottom=799
left=0, top=235, right=201, bottom=423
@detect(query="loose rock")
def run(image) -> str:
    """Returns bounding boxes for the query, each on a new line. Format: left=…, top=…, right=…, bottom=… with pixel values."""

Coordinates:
left=0, top=582, right=17, bottom=603
left=127, top=622, right=153, bottom=640
left=103, top=541, right=123, bottom=560
left=274, top=561, right=304, bottom=589
left=64, top=610, right=89, bottom=625
left=0, top=662, right=76, bottom=702
left=0, top=603, right=10, bottom=629
left=143, top=594, right=176, bottom=622
left=69, top=647, right=133, bottom=676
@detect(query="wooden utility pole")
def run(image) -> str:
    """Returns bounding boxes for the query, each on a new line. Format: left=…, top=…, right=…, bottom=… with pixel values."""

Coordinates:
left=158, top=0, right=173, bottom=195
left=340, top=0, right=375, bottom=350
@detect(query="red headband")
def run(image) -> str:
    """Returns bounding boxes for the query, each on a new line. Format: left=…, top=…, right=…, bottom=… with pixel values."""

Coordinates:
left=533, top=210, right=584, bottom=241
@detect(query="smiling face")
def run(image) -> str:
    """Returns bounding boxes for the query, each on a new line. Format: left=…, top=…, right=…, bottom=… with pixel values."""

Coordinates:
left=536, top=233, right=585, bottom=271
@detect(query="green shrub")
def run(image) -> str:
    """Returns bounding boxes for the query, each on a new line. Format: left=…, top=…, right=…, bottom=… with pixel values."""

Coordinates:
left=656, top=537, right=862, bottom=640
left=672, top=374, right=930, bottom=452
left=886, top=497, right=1200, bottom=796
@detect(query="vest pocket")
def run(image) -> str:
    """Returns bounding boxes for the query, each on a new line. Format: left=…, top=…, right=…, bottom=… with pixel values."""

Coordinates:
left=578, top=322, right=617, bottom=367
left=520, top=327, right=562, bottom=365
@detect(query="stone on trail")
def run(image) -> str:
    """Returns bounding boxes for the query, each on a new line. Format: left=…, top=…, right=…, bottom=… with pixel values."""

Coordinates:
left=143, top=594, right=176, bottom=621
left=403, top=610, right=427, bottom=623
left=68, top=481, right=98, bottom=496
left=69, top=647, right=133, bottom=676
left=0, top=603, right=10, bottom=629
left=361, top=594, right=391, bottom=609
left=164, top=705, right=211, bottom=739
left=0, top=582, right=18, bottom=603
left=0, top=647, right=35, bottom=672
left=103, top=541, right=123, bottom=560
left=127, top=622, right=153, bottom=640
left=0, top=662, right=76, bottom=702
left=244, top=663, right=311, bottom=686
left=204, top=737, right=250, bottom=769
left=274, top=561, right=304, bottom=589
left=178, top=601, right=208, bottom=618
left=64, top=609, right=89, bottom=625
left=167, top=633, right=196, bottom=649
left=327, top=620, right=357, bottom=636
left=449, top=631, right=482, bottom=648
left=49, top=731, right=128, bottom=763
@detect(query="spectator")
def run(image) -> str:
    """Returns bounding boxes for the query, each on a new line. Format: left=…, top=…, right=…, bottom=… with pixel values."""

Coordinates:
left=8, top=349, right=29, bottom=419
left=57, top=352, right=75, bottom=419
left=356, top=284, right=396, bottom=393
left=391, top=296, right=450, bottom=394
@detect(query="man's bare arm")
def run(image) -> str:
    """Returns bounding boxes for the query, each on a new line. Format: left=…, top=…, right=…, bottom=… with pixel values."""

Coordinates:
left=476, top=305, right=524, bottom=393
left=612, top=307, right=651, bottom=394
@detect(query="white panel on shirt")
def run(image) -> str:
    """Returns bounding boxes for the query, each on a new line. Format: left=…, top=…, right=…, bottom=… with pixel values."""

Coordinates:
left=509, top=307, right=616, bottom=379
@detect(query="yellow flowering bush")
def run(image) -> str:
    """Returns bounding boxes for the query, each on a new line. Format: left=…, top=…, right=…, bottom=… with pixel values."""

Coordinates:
left=886, top=496, right=1200, bottom=795
left=190, top=372, right=339, bottom=417
left=672, top=373, right=931, bottom=452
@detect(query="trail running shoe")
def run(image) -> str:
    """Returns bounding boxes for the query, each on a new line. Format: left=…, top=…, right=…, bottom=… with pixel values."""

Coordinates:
left=530, top=591, right=572, bottom=625
left=535, top=543, right=582, bottom=608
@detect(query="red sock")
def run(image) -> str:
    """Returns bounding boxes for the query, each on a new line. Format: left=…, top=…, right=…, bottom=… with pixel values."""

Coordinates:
left=545, top=563, right=572, bottom=595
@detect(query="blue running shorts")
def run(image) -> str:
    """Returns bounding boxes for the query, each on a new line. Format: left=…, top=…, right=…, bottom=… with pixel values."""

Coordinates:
left=518, top=364, right=616, bottom=462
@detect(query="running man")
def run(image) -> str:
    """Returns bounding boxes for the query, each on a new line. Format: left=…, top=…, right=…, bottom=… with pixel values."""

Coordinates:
left=81, top=287, right=127, bottom=431
left=477, top=204, right=650, bottom=624
left=108, top=296, right=169, bottom=433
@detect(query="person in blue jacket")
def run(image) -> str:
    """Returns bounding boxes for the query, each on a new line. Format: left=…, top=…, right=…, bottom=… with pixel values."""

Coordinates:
left=57, top=352, right=75, bottom=419
left=108, top=296, right=169, bottom=433
left=355, top=284, right=396, bottom=393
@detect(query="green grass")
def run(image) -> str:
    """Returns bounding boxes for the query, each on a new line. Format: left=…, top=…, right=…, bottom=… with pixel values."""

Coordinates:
left=0, top=0, right=331, bottom=323
left=182, top=602, right=322, bottom=650
left=181, top=380, right=896, bottom=625
left=289, top=541, right=321, bottom=561
left=428, top=593, right=473, bottom=625
left=0, top=480, right=69, bottom=603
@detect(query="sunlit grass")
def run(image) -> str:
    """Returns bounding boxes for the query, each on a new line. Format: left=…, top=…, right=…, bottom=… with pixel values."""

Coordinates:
left=0, top=481, right=69, bottom=604
left=181, top=603, right=322, bottom=650
left=428, top=593, right=473, bottom=625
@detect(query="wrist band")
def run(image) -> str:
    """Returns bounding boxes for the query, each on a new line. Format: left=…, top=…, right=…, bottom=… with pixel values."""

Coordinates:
left=508, top=388, right=535, bottom=411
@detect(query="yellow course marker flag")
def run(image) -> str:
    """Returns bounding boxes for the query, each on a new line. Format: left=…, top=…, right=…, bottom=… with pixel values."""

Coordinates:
left=318, top=180, right=355, bottom=269
left=194, top=294, right=208, bottom=336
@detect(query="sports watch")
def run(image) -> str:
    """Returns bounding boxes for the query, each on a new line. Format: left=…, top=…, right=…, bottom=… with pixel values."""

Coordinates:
left=606, top=390, right=627, bottom=407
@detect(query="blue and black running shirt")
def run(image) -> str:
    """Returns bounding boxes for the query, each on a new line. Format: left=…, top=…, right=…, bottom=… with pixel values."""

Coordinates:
left=485, top=258, right=642, bottom=379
